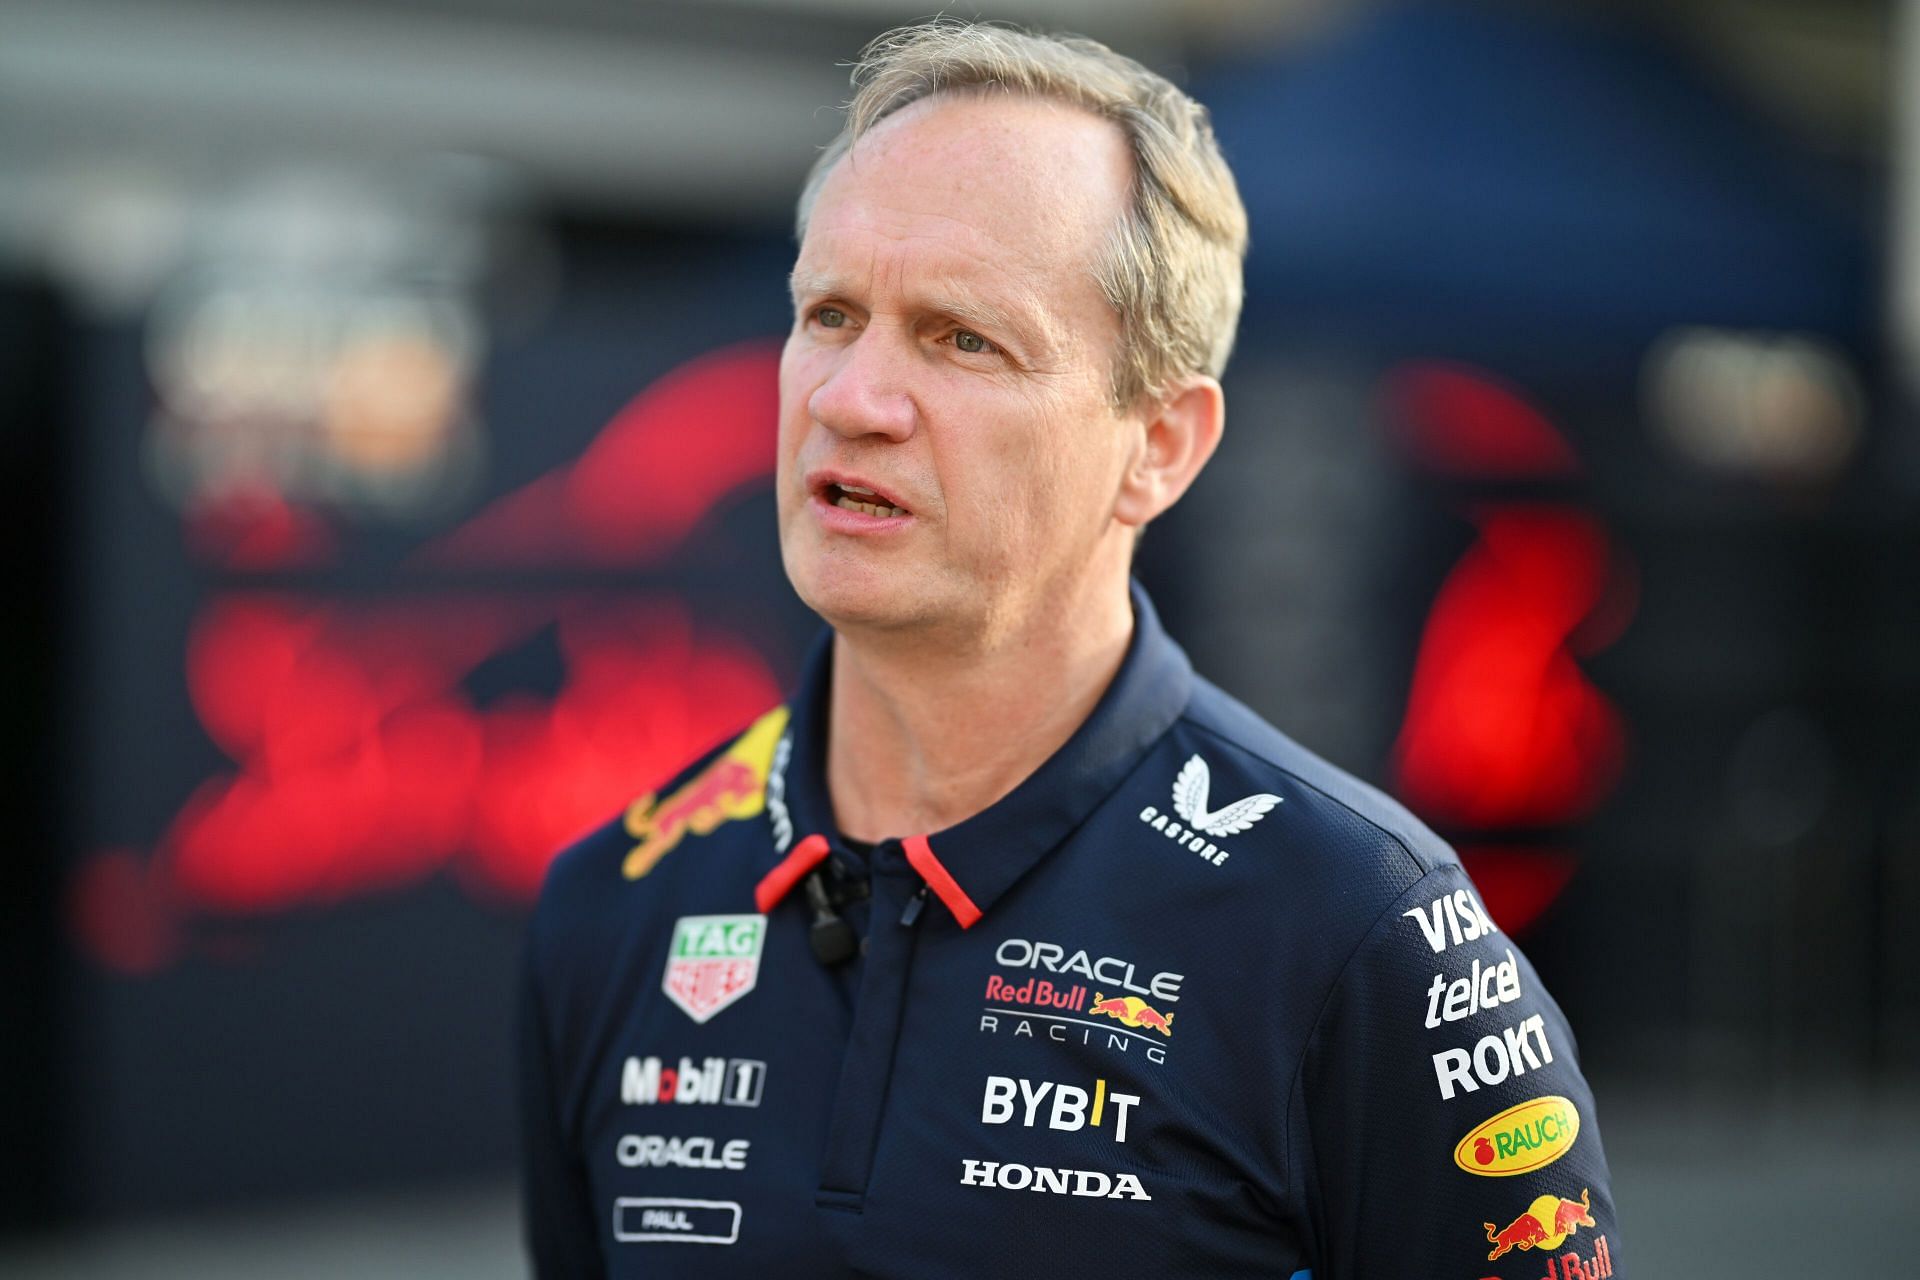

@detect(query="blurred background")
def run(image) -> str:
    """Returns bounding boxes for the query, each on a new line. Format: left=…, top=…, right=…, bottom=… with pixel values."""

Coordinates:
left=0, top=0, right=1912, bottom=1275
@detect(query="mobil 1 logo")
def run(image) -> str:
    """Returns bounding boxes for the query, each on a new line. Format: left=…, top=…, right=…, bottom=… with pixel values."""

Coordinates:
left=622, top=1055, right=766, bottom=1108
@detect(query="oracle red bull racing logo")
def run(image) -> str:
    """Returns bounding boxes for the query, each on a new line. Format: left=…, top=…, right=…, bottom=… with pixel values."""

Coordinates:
left=979, top=937, right=1184, bottom=1065
left=1484, top=1188, right=1595, bottom=1260
left=623, top=708, right=789, bottom=880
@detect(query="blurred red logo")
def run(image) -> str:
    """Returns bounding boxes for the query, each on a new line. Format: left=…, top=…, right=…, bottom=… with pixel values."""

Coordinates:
left=1383, top=362, right=1636, bottom=934
left=71, top=344, right=784, bottom=973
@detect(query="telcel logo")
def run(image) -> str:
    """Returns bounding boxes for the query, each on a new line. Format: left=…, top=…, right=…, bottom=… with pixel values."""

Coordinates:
left=1425, top=947, right=1523, bottom=1027
left=1454, top=1095, right=1580, bottom=1176
left=980, top=1074, right=1141, bottom=1143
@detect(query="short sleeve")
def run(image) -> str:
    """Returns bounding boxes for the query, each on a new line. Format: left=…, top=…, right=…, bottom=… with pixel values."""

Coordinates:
left=1298, top=862, right=1626, bottom=1279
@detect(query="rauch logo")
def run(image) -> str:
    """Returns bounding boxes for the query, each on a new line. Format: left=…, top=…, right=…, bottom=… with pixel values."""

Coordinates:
left=1453, top=1095, right=1579, bottom=1176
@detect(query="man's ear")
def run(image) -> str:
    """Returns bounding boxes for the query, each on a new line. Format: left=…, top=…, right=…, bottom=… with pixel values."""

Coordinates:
left=1113, top=376, right=1225, bottom=528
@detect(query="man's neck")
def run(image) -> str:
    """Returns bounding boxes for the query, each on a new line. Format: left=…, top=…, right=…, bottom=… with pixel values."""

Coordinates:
left=824, top=579, right=1135, bottom=843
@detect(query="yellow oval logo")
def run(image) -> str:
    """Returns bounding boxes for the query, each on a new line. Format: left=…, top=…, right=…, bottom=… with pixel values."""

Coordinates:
left=1453, top=1095, right=1580, bottom=1177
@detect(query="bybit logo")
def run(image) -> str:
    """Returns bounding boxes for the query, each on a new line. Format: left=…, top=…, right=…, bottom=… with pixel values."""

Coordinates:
left=979, top=1074, right=1141, bottom=1143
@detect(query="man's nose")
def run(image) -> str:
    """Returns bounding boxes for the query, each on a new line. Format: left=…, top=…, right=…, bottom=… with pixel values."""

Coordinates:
left=807, top=327, right=917, bottom=443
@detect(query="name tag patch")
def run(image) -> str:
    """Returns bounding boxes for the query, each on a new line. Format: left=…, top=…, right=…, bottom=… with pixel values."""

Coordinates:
left=613, top=1197, right=743, bottom=1245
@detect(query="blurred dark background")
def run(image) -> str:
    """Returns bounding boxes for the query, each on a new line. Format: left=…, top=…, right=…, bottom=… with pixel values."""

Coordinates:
left=1, top=0, right=1913, bottom=1274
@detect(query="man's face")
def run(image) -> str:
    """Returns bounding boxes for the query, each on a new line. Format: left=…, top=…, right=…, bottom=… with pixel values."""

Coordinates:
left=777, top=92, right=1139, bottom=640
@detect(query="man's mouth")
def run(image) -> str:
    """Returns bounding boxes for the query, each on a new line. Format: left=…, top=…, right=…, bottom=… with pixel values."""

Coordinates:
left=824, top=483, right=909, bottom=518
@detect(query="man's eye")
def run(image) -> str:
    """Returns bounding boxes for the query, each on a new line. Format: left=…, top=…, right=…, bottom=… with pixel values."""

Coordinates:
left=814, top=306, right=847, bottom=328
left=954, top=329, right=992, bottom=354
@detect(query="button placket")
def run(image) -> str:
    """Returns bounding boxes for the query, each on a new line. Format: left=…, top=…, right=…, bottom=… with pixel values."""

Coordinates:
left=815, top=842, right=927, bottom=1213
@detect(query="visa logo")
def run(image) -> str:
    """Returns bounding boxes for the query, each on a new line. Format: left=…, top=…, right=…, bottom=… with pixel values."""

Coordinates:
left=1403, top=888, right=1499, bottom=954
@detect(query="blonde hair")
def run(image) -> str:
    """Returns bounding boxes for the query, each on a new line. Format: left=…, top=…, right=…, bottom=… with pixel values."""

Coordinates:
left=795, top=20, right=1249, bottom=409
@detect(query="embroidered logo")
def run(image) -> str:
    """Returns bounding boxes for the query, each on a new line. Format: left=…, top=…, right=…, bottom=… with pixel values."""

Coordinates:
left=1137, top=754, right=1281, bottom=866
left=662, top=914, right=765, bottom=1023
left=623, top=707, right=789, bottom=880
left=1171, top=755, right=1281, bottom=836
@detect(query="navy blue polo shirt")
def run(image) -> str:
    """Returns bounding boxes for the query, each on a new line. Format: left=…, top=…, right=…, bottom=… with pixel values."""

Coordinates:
left=519, top=584, right=1623, bottom=1278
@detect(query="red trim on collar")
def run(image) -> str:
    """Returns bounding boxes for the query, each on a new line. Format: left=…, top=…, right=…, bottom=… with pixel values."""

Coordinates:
left=753, top=833, right=831, bottom=913
left=902, top=834, right=982, bottom=929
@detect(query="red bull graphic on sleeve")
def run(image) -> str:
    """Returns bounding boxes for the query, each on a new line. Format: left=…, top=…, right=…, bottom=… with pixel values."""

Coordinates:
left=1483, top=1187, right=1595, bottom=1260
left=1453, top=1095, right=1580, bottom=1177
left=623, top=707, right=789, bottom=880
left=662, top=914, right=765, bottom=1024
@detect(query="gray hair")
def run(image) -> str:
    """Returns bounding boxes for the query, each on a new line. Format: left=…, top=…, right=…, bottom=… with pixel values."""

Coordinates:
left=795, top=20, right=1249, bottom=409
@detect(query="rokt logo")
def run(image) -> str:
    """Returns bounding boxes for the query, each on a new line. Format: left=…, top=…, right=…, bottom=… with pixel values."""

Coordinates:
left=621, top=1055, right=765, bottom=1107
left=980, top=1074, right=1141, bottom=1143
left=1137, top=753, right=1282, bottom=866
left=1433, top=1012, right=1554, bottom=1100
left=959, top=1159, right=1151, bottom=1201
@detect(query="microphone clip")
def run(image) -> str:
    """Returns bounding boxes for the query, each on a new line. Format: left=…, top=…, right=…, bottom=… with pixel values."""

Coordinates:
left=804, top=869, right=858, bottom=967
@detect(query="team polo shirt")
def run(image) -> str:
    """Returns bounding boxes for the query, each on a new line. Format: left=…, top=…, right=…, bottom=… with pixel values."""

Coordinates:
left=519, top=583, right=1624, bottom=1279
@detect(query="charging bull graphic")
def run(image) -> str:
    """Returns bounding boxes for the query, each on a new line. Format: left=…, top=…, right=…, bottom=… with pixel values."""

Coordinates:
left=1484, top=1188, right=1595, bottom=1260
left=1089, top=993, right=1175, bottom=1037
left=623, top=708, right=790, bottom=880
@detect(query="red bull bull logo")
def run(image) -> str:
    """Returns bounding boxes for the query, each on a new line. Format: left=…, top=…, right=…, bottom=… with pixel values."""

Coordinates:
left=1480, top=1234, right=1613, bottom=1280
left=623, top=707, right=788, bottom=879
left=1089, top=992, right=1175, bottom=1037
left=1484, top=1188, right=1595, bottom=1260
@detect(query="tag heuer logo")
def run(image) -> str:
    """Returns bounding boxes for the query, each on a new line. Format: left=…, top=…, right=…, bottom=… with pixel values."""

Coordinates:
left=1136, top=754, right=1282, bottom=868
left=663, top=914, right=766, bottom=1023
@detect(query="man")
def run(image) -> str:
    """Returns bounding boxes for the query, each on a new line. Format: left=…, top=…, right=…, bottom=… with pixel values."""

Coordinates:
left=521, top=20, right=1622, bottom=1279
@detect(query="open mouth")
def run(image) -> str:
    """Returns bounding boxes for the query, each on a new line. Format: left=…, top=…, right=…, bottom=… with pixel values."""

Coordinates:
left=823, top=483, right=909, bottom=518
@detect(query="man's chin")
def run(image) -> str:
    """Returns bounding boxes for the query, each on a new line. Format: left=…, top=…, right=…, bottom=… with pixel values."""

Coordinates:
left=796, top=579, right=929, bottom=634
left=785, top=553, right=940, bottom=635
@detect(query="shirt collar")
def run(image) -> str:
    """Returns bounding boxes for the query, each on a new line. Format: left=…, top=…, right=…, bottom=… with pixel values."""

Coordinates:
left=758, top=579, right=1192, bottom=928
